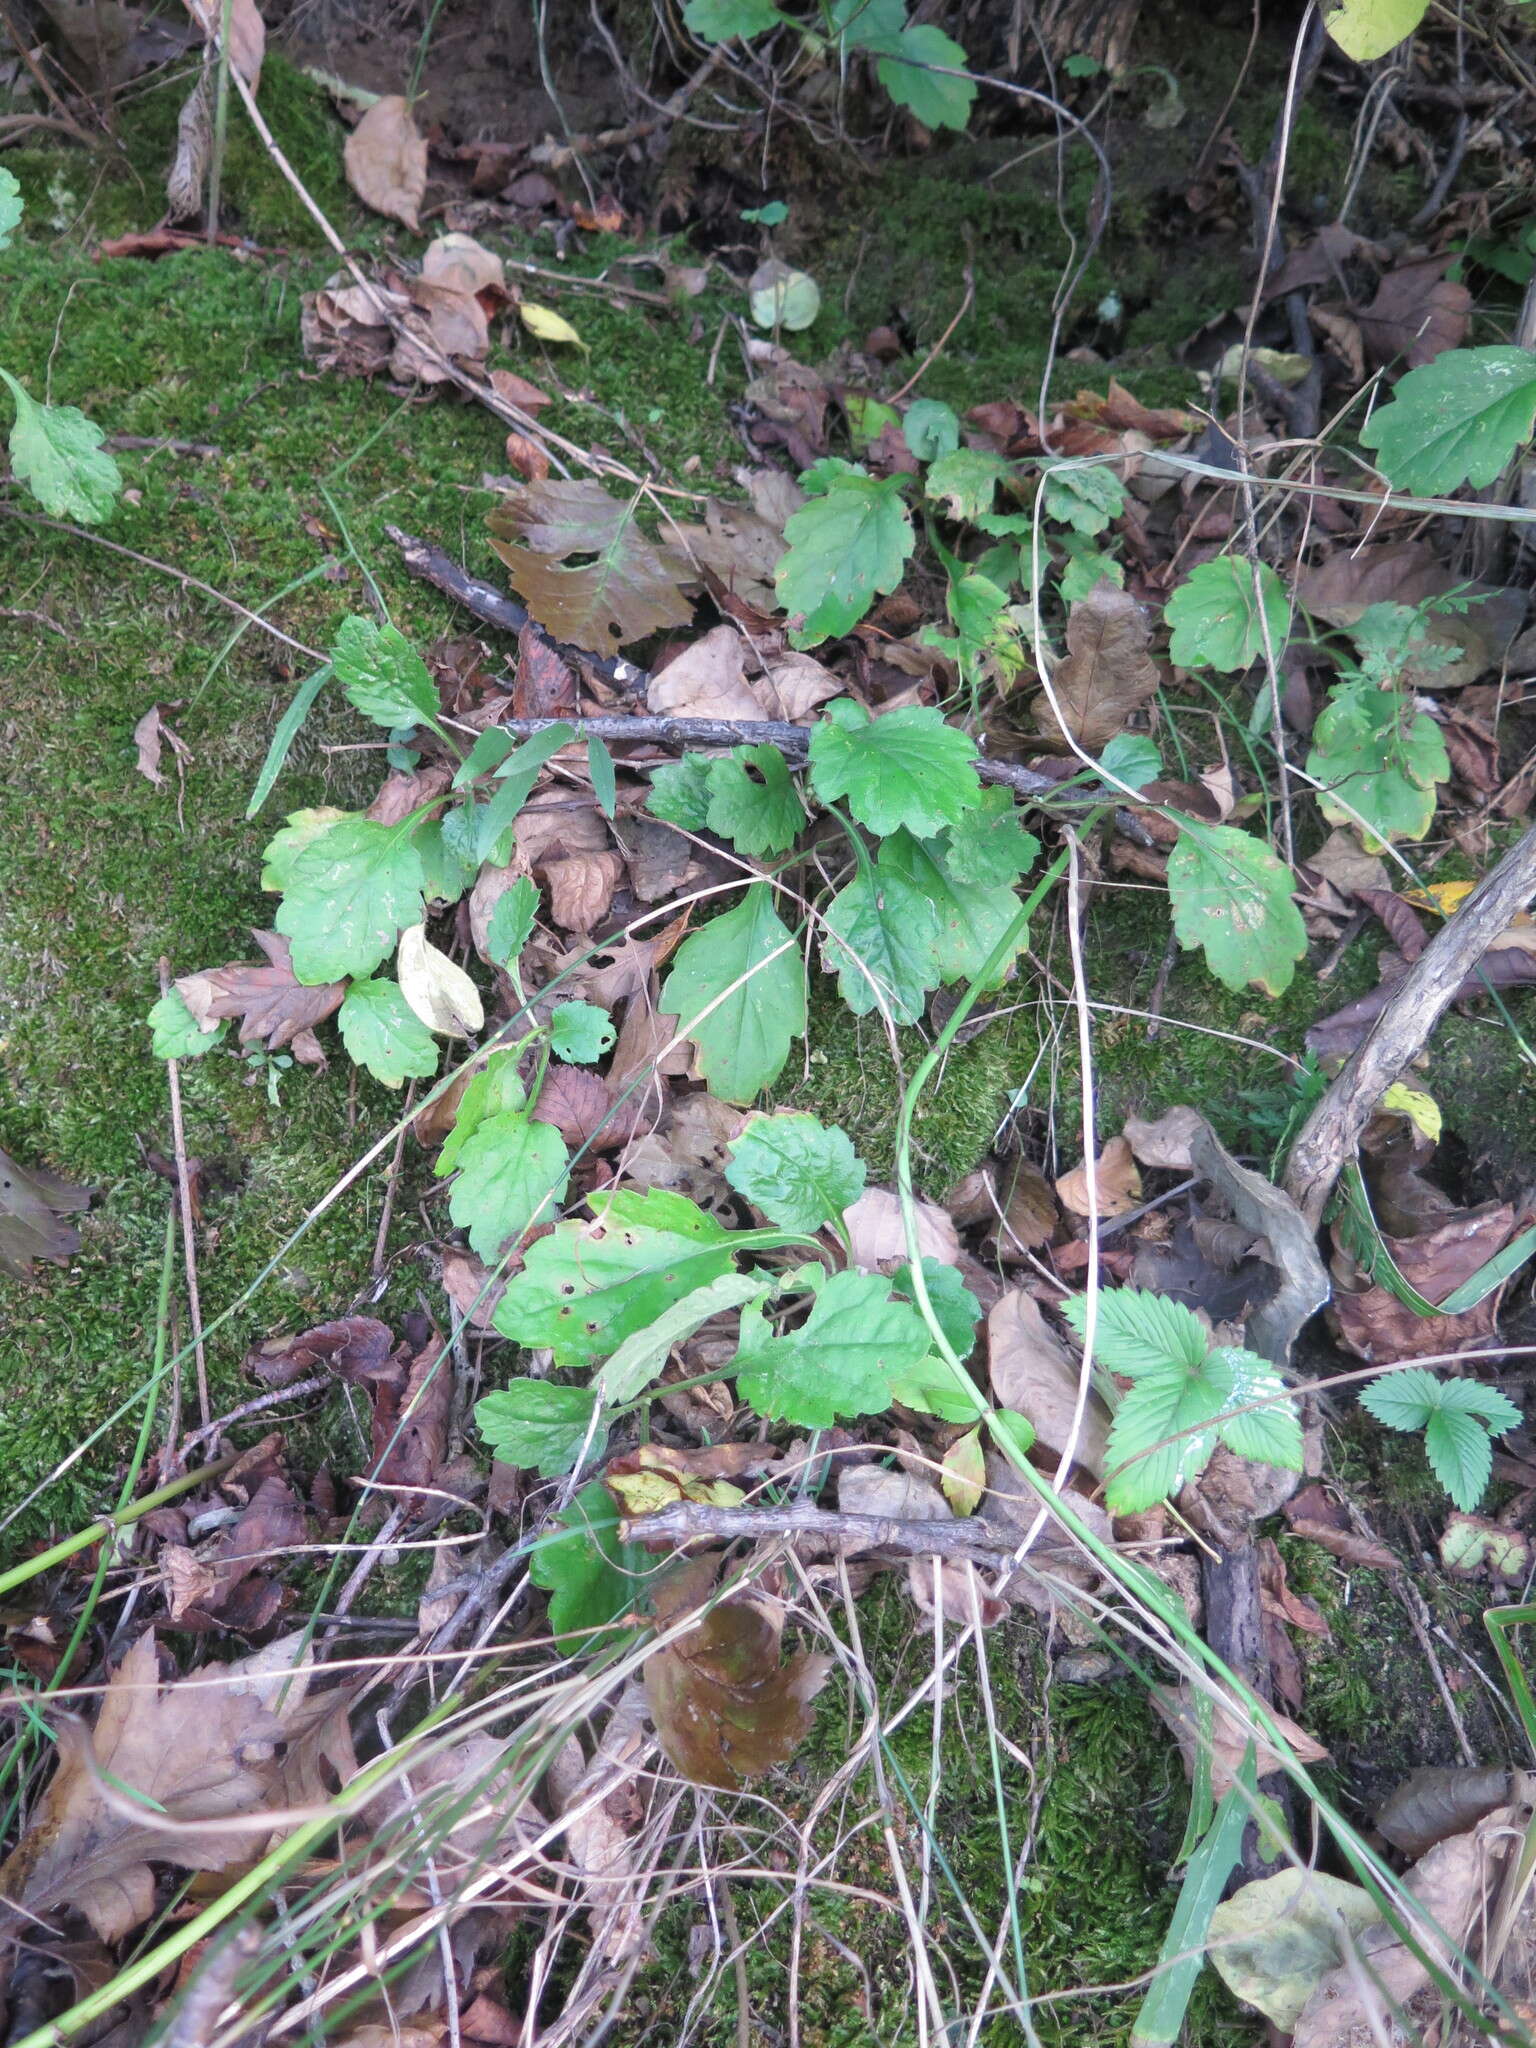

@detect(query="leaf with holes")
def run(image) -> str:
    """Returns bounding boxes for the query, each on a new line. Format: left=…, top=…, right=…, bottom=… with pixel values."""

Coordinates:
left=774, top=471, right=914, bottom=646
left=1167, top=823, right=1306, bottom=996
left=659, top=883, right=805, bottom=1102
left=332, top=615, right=439, bottom=730
left=446, top=1108, right=569, bottom=1261
left=733, top=1271, right=930, bottom=1427
left=274, top=818, right=426, bottom=983
left=476, top=1382, right=601, bottom=1478
left=337, top=978, right=440, bottom=1088
left=1164, top=557, right=1291, bottom=672
left=821, top=844, right=941, bottom=1023
left=488, top=479, right=695, bottom=658
left=724, top=1112, right=865, bottom=1234
left=705, top=745, right=804, bottom=856
left=808, top=698, right=980, bottom=837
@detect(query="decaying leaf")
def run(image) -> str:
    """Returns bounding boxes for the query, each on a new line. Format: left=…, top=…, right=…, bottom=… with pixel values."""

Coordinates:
left=1437, top=1511, right=1531, bottom=1583
left=132, top=702, right=191, bottom=789
left=344, top=95, right=428, bottom=232
left=0, top=1631, right=354, bottom=1943
left=420, top=231, right=505, bottom=298
left=177, top=930, right=344, bottom=1059
left=941, top=1427, right=986, bottom=1516
left=1150, top=1681, right=1329, bottom=1801
left=1035, top=582, right=1162, bottom=752
left=987, top=1289, right=1109, bottom=1478
left=1206, top=1869, right=1384, bottom=2031
left=245, top=1313, right=395, bottom=1389
left=0, top=1147, right=90, bottom=1280
left=182, top=0, right=263, bottom=87
left=1331, top=1201, right=1518, bottom=1363
left=645, top=1558, right=831, bottom=1789
left=548, top=1683, right=650, bottom=1964
left=647, top=624, right=765, bottom=721
left=1376, top=1764, right=1524, bottom=1860
left=489, top=480, right=695, bottom=659
left=1355, top=257, right=1469, bottom=369
left=1055, top=1134, right=1140, bottom=1219
left=1296, top=542, right=1522, bottom=692
left=843, top=1186, right=960, bottom=1271
left=397, top=923, right=485, bottom=1036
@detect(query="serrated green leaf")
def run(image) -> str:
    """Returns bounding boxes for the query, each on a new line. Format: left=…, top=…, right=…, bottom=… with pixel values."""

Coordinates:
left=808, top=698, right=980, bottom=838
left=938, top=787, right=1040, bottom=888
left=705, top=745, right=804, bottom=855
left=476, top=1381, right=601, bottom=1478
left=774, top=473, right=915, bottom=646
left=1423, top=1407, right=1493, bottom=1510
left=1, top=372, right=120, bottom=524
left=528, top=1479, right=644, bottom=1647
left=0, top=168, right=21, bottom=250
left=886, top=1357, right=983, bottom=1422
left=659, top=883, right=805, bottom=1102
left=446, top=1107, right=569, bottom=1261
left=829, top=0, right=905, bottom=49
left=875, top=23, right=976, bottom=131
left=904, top=398, right=960, bottom=462
left=274, top=817, right=427, bottom=984
left=881, top=829, right=1027, bottom=987
left=925, top=446, right=1011, bottom=520
left=594, top=1273, right=768, bottom=1406
left=279, top=824, right=425, bottom=976
left=485, top=876, right=539, bottom=968
left=415, top=815, right=479, bottom=905
left=588, top=734, right=617, bottom=818
left=647, top=753, right=714, bottom=829
left=337, top=977, right=439, bottom=1088
left=683, top=0, right=785, bottom=39
left=1359, top=345, right=1536, bottom=495
left=724, top=1112, right=865, bottom=1233
left=1428, top=1378, right=1523, bottom=1430
left=1167, top=823, right=1306, bottom=997
left=1306, top=683, right=1449, bottom=847
left=733, top=1271, right=929, bottom=1426
left=332, top=615, right=439, bottom=730
left=148, top=990, right=226, bottom=1061
left=1062, top=1288, right=1211, bottom=1377
left=1039, top=460, right=1125, bottom=536
left=1164, top=557, right=1292, bottom=672
left=1359, top=1367, right=1441, bottom=1430
left=1058, top=544, right=1125, bottom=605
left=821, top=844, right=941, bottom=1023
left=260, top=807, right=353, bottom=891
left=1207, top=1346, right=1304, bottom=1471
left=1104, top=1364, right=1231, bottom=1512
left=892, top=1257, right=981, bottom=1361
left=1099, top=732, right=1162, bottom=790
left=436, top=1050, right=527, bottom=1175
left=493, top=1189, right=738, bottom=1364
left=549, top=1000, right=615, bottom=1064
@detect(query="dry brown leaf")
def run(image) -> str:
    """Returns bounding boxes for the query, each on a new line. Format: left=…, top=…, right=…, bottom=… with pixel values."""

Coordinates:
left=0, top=1632, right=353, bottom=1942
left=997, top=1160, right=1058, bottom=1254
left=1150, top=1682, right=1329, bottom=1802
left=1122, top=1105, right=1205, bottom=1171
left=1376, top=1765, right=1522, bottom=1861
left=489, top=480, right=694, bottom=659
left=760, top=649, right=841, bottom=721
left=344, top=95, right=428, bottom=232
left=1055, top=1134, right=1140, bottom=1218
left=391, top=278, right=490, bottom=383
left=987, top=1290, right=1109, bottom=1478
left=513, top=791, right=610, bottom=870
left=177, top=931, right=344, bottom=1054
left=438, top=1247, right=507, bottom=1332
left=1356, top=258, right=1470, bottom=369
left=365, top=1729, right=535, bottom=1871
left=549, top=1683, right=651, bottom=1963
left=1283, top=1516, right=1399, bottom=1572
left=132, top=703, right=190, bottom=788
left=1304, top=827, right=1391, bottom=904
left=838, top=1462, right=948, bottom=1523
left=1331, top=1202, right=1518, bottom=1363
left=504, top=430, right=549, bottom=482
left=182, top=0, right=262, bottom=87
left=647, top=624, right=764, bottom=721
left=1034, top=583, right=1161, bottom=752
left=488, top=368, right=552, bottom=414
left=0, top=1147, right=89, bottom=1280
left=532, top=1063, right=616, bottom=1147
left=843, top=1186, right=960, bottom=1271
left=420, top=232, right=504, bottom=298
left=543, top=851, right=624, bottom=933
left=245, top=1315, right=395, bottom=1389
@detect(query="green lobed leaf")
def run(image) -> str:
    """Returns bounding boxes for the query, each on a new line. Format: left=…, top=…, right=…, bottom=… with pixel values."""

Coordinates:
left=881, top=829, right=1027, bottom=987
left=1359, top=345, right=1536, bottom=496
left=436, top=1050, right=527, bottom=1176
left=820, top=843, right=941, bottom=1024
left=647, top=754, right=714, bottom=829
left=808, top=698, right=981, bottom=838
left=1164, top=557, right=1292, bottom=672
left=1038, top=460, right=1126, bottom=536
left=1305, top=683, right=1449, bottom=847
left=683, top=0, right=785, bottom=38
left=260, top=807, right=353, bottom=891
left=1426, top=1378, right=1524, bottom=1431
left=1, top=372, right=120, bottom=524
left=875, top=23, right=976, bottom=131
left=1166, top=823, right=1307, bottom=997
left=938, top=787, right=1040, bottom=888
left=1207, top=1346, right=1304, bottom=1472
left=659, top=883, right=805, bottom=1102
left=774, top=473, right=915, bottom=646
left=904, top=398, right=960, bottom=463
left=485, top=876, right=539, bottom=968
left=724, top=1112, right=866, bottom=1234
left=476, top=1381, right=601, bottom=1478
left=549, top=1000, right=616, bottom=1064
left=829, top=0, right=905, bottom=49
left=1098, top=732, right=1162, bottom=790
left=1058, top=543, right=1125, bottom=605
left=493, top=1188, right=738, bottom=1364
left=925, top=446, right=1011, bottom=521
left=892, top=1257, right=982, bottom=1361
left=337, top=977, right=440, bottom=1088
left=274, top=817, right=427, bottom=984
left=528, top=1479, right=645, bottom=1647
left=0, top=168, right=21, bottom=249
left=332, top=615, right=439, bottom=731
left=446, top=1108, right=569, bottom=1261
left=148, top=990, right=226, bottom=1061
left=733, top=1271, right=930, bottom=1427
left=705, top=745, right=804, bottom=855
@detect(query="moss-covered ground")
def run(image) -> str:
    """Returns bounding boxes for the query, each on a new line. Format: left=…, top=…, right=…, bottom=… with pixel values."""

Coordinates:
left=3, top=41, right=1532, bottom=2048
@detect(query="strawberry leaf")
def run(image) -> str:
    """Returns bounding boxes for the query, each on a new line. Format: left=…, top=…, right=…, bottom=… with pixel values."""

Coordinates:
left=549, top=1000, right=615, bottom=1064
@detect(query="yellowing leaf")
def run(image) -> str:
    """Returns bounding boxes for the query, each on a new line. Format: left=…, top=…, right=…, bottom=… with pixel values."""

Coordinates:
left=396, top=922, right=484, bottom=1035
left=520, top=301, right=587, bottom=349
left=1380, top=1082, right=1441, bottom=1144
left=941, top=1427, right=986, bottom=1516
left=1323, top=0, right=1430, bottom=62
left=1406, top=878, right=1475, bottom=915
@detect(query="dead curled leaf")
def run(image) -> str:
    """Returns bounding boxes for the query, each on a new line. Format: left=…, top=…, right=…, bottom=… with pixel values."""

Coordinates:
left=0, top=1631, right=354, bottom=1943
left=132, top=703, right=190, bottom=788
left=181, top=0, right=263, bottom=87
left=1330, top=1201, right=1518, bottom=1363
left=178, top=931, right=344, bottom=1058
left=1055, top=1134, right=1140, bottom=1219
left=1150, top=1682, right=1329, bottom=1802
left=987, top=1289, right=1109, bottom=1479
left=842, top=1186, right=959, bottom=1270
left=344, top=95, right=428, bottom=232
left=0, top=1147, right=90, bottom=1280
left=549, top=1683, right=651, bottom=1963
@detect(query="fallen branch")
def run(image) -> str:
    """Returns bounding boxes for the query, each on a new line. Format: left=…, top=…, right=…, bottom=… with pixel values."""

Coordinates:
left=1284, top=819, right=1536, bottom=1228
left=621, top=1499, right=1055, bottom=1563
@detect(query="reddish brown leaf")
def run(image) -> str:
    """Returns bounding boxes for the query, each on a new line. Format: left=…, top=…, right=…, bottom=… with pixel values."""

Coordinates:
left=487, top=368, right=552, bottom=413
left=532, top=1063, right=618, bottom=1146
left=513, top=623, right=576, bottom=719
left=1377, top=1765, right=1517, bottom=1860
left=0, top=1148, right=90, bottom=1281
left=1034, top=583, right=1161, bottom=752
left=1354, top=887, right=1430, bottom=962
left=344, top=95, right=427, bottom=231
left=1284, top=1516, right=1400, bottom=1571
left=244, top=1315, right=396, bottom=1390
left=489, top=479, right=695, bottom=658
left=438, top=1247, right=508, bottom=1333
left=1063, top=379, right=1196, bottom=439
left=1331, top=1203, right=1519, bottom=1363
left=369, top=1332, right=453, bottom=1508
left=1356, top=258, right=1470, bottom=369
left=544, top=850, right=624, bottom=932
left=1055, top=1135, right=1140, bottom=1219
left=178, top=932, right=344, bottom=1054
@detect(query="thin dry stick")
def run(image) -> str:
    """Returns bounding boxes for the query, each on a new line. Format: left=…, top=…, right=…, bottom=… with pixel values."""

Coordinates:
left=372, top=1081, right=416, bottom=1277
left=158, top=958, right=211, bottom=1436
left=889, top=259, right=975, bottom=404
left=1284, top=819, right=1536, bottom=1226
left=619, top=1501, right=1049, bottom=1563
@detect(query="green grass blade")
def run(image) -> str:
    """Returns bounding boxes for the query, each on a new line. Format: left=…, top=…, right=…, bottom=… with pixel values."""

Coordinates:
left=245, top=661, right=332, bottom=818
left=1129, top=1766, right=1251, bottom=2047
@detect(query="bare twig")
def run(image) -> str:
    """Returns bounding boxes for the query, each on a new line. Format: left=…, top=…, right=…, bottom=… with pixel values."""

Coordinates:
left=180, top=1372, right=334, bottom=1459
left=1285, top=821, right=1536, bottom=1226
left=157, top=958, right=210, bottom=1440
left=620, top=1500, right=1049, bottom=1563
left=889, top=258, right=975, bottom=404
